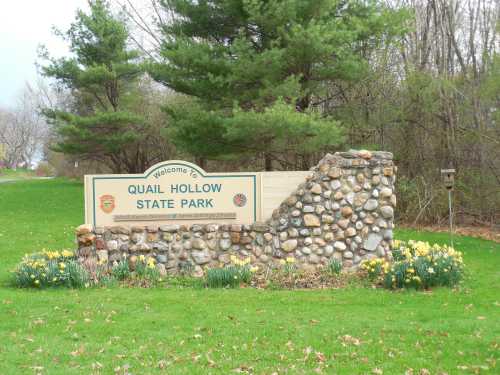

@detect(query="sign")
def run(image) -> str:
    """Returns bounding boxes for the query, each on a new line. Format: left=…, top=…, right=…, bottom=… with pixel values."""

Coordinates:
left=85, top=160, right=259, bottom=226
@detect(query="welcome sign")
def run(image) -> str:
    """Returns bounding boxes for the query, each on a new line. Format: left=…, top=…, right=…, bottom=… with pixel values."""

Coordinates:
left=85, top=160, right=259, bottom=226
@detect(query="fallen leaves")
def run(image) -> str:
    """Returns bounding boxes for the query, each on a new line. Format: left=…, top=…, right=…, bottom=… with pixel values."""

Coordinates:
left=69, top=345, right=85, bottom=357
left=339, top=334, right=361, bottom=346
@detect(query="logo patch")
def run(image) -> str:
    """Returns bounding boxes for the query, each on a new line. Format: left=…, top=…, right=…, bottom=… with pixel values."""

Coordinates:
left=99, top=194, right=115, bottom=214
left=233, top=193, right=247, bottom=207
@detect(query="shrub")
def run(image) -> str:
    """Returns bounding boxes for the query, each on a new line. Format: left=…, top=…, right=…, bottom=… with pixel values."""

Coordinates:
left=361, top=240, right=465, bottom=290
left=13, top=250, right=89, bottom=288
left=35, top=162, right=55, bottom=177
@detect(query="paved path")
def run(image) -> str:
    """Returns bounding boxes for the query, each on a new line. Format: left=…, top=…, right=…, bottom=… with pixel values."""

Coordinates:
left=0, top=177, right=54, bottom=184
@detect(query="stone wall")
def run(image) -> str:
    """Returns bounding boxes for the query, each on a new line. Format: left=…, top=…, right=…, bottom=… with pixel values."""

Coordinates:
left=76, top=150, right=396, bottom=275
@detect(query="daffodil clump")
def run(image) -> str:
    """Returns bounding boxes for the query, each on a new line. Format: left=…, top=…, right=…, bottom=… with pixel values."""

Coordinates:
left=279, top=257, right=297, bottom=274
left=134, top=255, right=161, bottom=283
left=360, top=258, right=390, bottom=280
left=361, top=240, right=465, bottom=290
left=205, top=256, right=257, bottom=288
left=13, top=249, right=89, bottom=288
left=327, top=258, right=343, bottom=276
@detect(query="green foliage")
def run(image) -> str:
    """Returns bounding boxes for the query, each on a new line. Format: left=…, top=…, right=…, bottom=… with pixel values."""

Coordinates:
left=111, top=260, right=130, bottom=281
left=133, top=256, right=161, bottom=285
left=12, top=250, right=89, bottom=289
left=178, top=260, right=195, bottom=276
left=204, top=255, right=256, bottom=288
left=225, top=100, right=343, bottom=157
left=165, top=99, right=343, bottom=161
left=327, top=258, right=343, bottom=276
left=151, top=0, right=407, bottom=164
left=153, top=0, right=406, bottom=108
left=163, top=101, right=230, bottom=160
left=205, top=263, right=253, bottom=288
left=279, top=257, right=298, bottom=275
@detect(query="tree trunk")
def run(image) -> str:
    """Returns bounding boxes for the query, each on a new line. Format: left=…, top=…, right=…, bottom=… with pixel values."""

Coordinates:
left=264, top=153, right=273, bottom=171
left=196, top=156, right=207, bottom=171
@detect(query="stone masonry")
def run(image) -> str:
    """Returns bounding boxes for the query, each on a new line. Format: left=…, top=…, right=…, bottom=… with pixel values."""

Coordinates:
left=76, top=150, right=396, bottom=275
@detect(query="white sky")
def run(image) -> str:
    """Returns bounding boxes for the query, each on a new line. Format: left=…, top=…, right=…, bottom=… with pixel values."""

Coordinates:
left=0, top=0, right=89, bottom=108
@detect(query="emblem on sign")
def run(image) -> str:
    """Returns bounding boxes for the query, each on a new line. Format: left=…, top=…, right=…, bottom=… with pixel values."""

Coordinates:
left=99, top=194, right=115, bottom=214
left=233, top=193, right=247, bottom=207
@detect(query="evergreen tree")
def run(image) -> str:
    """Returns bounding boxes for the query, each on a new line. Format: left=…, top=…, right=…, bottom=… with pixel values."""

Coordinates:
left=41, top=0, right=159, bottom=173
left=150, top=0, right=406, bottom=169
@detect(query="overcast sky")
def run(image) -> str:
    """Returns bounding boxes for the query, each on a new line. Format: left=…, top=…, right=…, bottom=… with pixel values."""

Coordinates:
left=0, top=0, right=89, bottom=108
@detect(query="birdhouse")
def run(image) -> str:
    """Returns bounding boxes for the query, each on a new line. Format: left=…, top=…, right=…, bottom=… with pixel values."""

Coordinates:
left=441, top=169, right=456, bottom=190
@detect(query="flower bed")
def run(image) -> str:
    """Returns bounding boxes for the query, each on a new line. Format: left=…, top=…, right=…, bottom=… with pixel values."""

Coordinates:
left=361, top=240, right=465, bottom=290
left=13, top=250, right=89, bottom=288
left=12, top=240, right=464, bottom=291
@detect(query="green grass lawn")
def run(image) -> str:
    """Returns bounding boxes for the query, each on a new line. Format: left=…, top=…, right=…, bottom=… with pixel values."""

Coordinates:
left=0, top=179, right=498, bottom=374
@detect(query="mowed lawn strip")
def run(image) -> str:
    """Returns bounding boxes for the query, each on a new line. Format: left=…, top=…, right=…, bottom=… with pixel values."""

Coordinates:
left=0, top=179, right=498, bottom=374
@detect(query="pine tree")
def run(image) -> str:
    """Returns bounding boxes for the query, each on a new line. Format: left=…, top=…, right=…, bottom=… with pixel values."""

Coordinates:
left=41, top=0, right=158, bottom=173
left=150, top=0, right=406, bottom=169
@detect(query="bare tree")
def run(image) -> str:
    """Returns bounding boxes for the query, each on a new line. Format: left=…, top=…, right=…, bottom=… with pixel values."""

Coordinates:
left=0, top=84, right=49, bottom=168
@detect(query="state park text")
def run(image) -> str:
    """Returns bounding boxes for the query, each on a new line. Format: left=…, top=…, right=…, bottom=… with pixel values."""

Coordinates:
left=129, top=183, right=223, bottom=209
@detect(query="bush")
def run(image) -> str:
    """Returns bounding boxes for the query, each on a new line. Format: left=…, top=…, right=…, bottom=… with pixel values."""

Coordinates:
left=361, top=240, right=465, bottom=290
left=35, top=162, right=55, bottom=177
left=13, top=250, right=89, bottom=288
